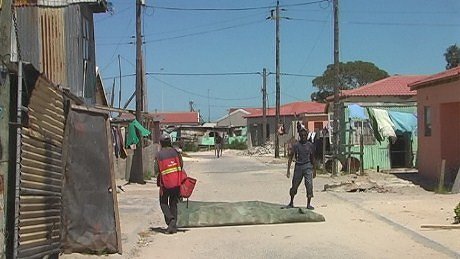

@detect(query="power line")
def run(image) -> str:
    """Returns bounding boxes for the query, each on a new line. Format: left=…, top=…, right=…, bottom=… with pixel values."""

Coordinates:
left=143, top=19, right=266, bottom=44
left=290, top=17, right=460, bottom=27
left=96, top=19, right=267, bottom=46
left=145, top=0, right=329, bottom=11
left=150, top=76, right=260, bottom=101
left=280, top=73, right=317, bottom=77
left=102, top=71, right=318, bottom=80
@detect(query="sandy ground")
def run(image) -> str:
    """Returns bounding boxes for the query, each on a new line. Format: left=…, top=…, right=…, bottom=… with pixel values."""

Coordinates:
left=61, top=150, right=460, bottom=259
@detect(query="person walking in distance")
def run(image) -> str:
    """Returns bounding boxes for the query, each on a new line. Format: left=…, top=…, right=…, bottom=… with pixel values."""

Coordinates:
left=154, top=134, right=184, bottom=234
left=286, top=128, right=316, bottom=210
left=214, top=133, right=223, bottom=158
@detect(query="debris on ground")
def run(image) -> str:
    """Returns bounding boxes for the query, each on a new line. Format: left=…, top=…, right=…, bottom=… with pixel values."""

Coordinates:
left=238, top=142, right=288, bottom=157
left=323, top=179, right=389, bottom=193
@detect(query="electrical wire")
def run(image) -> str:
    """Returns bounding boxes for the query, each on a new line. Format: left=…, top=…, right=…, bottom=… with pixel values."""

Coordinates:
left=146, top=0, right=329, bottom=11
left=150, top=76, right=260, bottom=101
left=142, top=19, right=267, bottom=44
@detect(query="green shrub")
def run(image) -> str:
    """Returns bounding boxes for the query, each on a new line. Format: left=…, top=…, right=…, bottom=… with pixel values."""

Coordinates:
left=454, top=202, right=460, bottom=224
left=183, top=142, right=200, bottom=152
left=226, top=139, right=247, bottom=150
left=144, top=170, right=153, bottom=180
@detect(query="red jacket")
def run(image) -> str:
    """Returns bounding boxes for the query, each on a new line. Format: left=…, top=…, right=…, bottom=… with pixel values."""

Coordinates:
left=156, top=148, right=184, bottom=189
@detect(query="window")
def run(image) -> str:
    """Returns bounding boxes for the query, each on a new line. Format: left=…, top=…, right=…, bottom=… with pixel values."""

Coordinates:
left=352, top=121, right=375, bottom=145
left=424, top=106, right=432, bottom=136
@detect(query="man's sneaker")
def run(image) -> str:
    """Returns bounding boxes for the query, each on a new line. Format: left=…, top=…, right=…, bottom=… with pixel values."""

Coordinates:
left=166, top=219, right=177, bottom=234
left=306, top=205, right=315, bottom=210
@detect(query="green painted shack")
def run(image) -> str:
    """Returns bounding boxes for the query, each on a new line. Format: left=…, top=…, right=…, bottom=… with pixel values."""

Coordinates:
left=327, top=75, right=428, bottom=171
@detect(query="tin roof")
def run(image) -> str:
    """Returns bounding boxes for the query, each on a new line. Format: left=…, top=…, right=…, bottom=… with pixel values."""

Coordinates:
left=119, top=111, right=200, bottom=125
left=15, top=0, right=107, bottom=12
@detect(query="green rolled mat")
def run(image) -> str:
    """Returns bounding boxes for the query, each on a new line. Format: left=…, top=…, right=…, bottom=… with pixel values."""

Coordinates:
left=177, top=200, right=325, bottom=228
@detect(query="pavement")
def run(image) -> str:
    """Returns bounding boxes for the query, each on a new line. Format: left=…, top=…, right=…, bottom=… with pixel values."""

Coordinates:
left=61, top=150, right=460, bottom=259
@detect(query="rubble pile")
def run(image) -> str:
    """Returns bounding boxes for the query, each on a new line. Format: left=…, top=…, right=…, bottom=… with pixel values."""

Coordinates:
left=238, top=142, right=284, bottom=156
left=323, top=179, right=389, bottom=193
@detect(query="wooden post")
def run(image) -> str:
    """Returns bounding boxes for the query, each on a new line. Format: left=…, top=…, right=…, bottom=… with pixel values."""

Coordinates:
left=360, top=134, right=364, bottom=175
left=438, top=159, right=446, bottom=191
left=347, top=119, right=352, bottom=174
left=452, top=167, right=460, bottom=194
left=322, top=132, right=326, bottom=171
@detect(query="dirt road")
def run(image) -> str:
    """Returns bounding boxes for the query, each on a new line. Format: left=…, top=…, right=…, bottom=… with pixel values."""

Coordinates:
left=62, top=150, right=460, bottom=259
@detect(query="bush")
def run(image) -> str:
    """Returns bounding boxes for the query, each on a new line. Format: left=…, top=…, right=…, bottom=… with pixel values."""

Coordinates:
left=226, top=139, right=247, bottom=150
left=454, top=202, right=460, bottom=224
left=182, top=142, right=200, bottom=152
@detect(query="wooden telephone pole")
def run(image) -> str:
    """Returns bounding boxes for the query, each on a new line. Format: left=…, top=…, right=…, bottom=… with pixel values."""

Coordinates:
left=130, top=0, right=146, bottom=184
left=332, top=0, right=340, bottom=176
left=272, top=0, right=281, bottom=158
left=262, top=68, right=267, bottom=143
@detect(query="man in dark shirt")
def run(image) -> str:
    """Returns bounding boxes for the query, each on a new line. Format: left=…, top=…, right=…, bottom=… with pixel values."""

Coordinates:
left=214, top=133, right=223, bottom=158
left=286, top=128, right=316, bottom=210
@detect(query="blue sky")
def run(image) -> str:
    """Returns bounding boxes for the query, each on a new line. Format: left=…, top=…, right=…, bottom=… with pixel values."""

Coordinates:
left=94, top=0, right=460, bottom=121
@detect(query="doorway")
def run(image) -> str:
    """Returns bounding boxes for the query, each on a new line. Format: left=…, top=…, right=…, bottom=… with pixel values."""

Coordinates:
left=389, top=133, right=412, bottom=168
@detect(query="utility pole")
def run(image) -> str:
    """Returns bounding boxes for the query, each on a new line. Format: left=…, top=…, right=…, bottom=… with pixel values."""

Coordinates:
left=262, top=68, right=267, bottom=143
left=0, top=0, right=13, bottom=256
left=118, top=54, right=122, bottom=109
left=130, top=0, right=145, bottom=184
left=207, top=89, right=210, bottom=122
left=270, top=0, right=282, bottom=158
left=332, top=0, right=340, bottom=176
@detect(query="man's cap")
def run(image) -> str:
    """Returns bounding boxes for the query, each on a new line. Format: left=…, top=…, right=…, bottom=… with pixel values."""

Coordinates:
left=160, top=133, right=171, bottom=141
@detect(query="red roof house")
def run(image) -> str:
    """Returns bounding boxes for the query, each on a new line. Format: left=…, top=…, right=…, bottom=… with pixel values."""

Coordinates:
left=118, top=111, right=200, bottom=126
left=409, top=67, right=460, bottom=184
left=325, top=74, right=428, bottom=170
left=245, top=101, right=328, bottom=146
left=327, top=75, right=427, bottom=101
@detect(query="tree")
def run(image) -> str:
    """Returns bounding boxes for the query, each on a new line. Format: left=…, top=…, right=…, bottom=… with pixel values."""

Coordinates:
left=444, top=44, right=460, bottom=70
left=310, top=61, right=389, bottom=102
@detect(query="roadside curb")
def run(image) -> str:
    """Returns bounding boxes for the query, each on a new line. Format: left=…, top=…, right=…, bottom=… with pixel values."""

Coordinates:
left=328, top=192, right=460, bottom=258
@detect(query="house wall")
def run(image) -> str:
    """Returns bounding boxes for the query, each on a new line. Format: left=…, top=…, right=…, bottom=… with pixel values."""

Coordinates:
left=247, top=114, right=329, bottom=148
left=17, top=5, right=97, bottom=104
left=336, top=102, right=417, bottom=171
left=247, top=116, right=295, bottom=148
left=304, top=114, right=328, bottom=131
left=216, top=110, right=248, bottom=127
left=16, top=7, right=41, bottom=65
left=65, top=4, right=97, bottom=104
left=417, top=79, right=460, bottom=181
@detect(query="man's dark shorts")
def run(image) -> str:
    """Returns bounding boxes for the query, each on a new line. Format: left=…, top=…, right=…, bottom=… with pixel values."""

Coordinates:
left=291, top=163, right=314, bottom=198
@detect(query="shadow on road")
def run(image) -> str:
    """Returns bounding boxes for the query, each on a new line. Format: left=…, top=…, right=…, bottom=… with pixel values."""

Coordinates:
left=149, top=227, right=189, bottom=234
left=391, top=172, right=436, bottom=192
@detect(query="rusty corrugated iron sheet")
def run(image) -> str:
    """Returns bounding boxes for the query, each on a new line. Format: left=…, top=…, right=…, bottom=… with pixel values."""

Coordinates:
left=18, top=75, right=65, bottom=258
left=14, top=0, right=107, bottom=12
left=39, top=8, right=67, bottom=88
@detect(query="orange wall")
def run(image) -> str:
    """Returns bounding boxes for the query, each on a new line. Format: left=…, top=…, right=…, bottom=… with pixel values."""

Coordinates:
left=417, top=79, right=460, bottom=181
left=440, top=102, right=460, bottom=174
left=304, top=115, right=328, bottom=132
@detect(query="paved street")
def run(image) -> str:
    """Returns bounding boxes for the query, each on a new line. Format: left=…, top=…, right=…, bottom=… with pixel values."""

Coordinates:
left=62, top=150, right=460, bottom=259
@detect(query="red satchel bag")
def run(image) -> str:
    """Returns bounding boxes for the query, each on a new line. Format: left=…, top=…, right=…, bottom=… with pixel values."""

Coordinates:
left=180, top=177, right=197, bottom=198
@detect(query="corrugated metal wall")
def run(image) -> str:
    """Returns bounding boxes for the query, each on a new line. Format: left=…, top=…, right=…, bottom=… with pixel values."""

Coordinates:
left=343, top=104, right=417, bottom=170
left=18, top=5, right=97, bottom=104
left=65, top=4, right=96, bottom=104
left=17, top=76, right=65, bottom=258
left=39, top=8, right=67, bottom=87
left=17, top=7, right=41, bottom=67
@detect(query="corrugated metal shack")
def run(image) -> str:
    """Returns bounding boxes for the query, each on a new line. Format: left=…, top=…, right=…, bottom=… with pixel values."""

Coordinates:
left=2, top=1, right=123, bottom=258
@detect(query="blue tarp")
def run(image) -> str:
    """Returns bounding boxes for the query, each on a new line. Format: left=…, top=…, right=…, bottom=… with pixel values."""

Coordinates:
left=348, top=104, right=367, bottom=120
left=388, top=111, right=417, bottom=134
